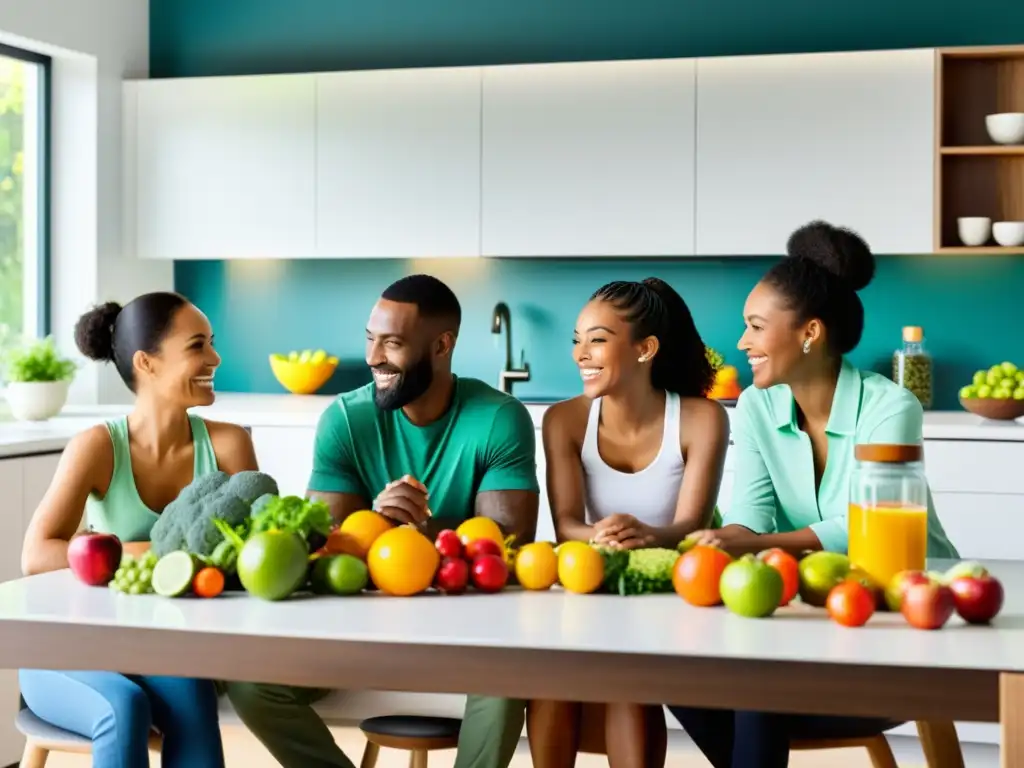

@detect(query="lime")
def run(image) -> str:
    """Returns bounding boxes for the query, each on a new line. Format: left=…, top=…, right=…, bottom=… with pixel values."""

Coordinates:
left=316, top=554, right=369, bottom=595
left=152, top=551, right=198, bottom=597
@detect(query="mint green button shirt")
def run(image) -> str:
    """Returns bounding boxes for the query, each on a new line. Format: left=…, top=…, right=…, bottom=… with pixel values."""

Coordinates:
left=724, top=357, right=959, bottom=558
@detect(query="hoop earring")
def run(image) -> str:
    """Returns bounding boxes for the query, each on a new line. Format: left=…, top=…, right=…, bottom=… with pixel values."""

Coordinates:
left=802, top=339, right=811, bottom=355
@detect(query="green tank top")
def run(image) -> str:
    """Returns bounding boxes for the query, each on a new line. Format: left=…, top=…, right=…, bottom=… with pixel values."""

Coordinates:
left=84, top=414, right=220, bottom=542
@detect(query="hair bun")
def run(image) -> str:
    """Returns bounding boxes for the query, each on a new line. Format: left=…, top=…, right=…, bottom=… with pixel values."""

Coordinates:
left=786, top=220, right=876, bottom=292
left=74, top=301, right=123, bottom=362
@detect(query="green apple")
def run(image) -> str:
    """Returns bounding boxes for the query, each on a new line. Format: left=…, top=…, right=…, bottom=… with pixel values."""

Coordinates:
left=960, top=385, right=975, bottom=399
left=719, top=555, right=784, bottom=619
left=797, top=551, right=851, bottom=607
left=973, top=370, right=987, bottom=387
left=1002, top=362, right=1018, bottom=376
left=1014, top=388, right=1024, bottom=401
left=987, top=370, right=1002, bottom=386
left=977, top=385, right=992, bottom=399
left=993, top=388, right=1011, bottom=400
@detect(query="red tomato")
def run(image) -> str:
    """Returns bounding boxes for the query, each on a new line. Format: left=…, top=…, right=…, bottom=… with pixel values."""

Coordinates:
left=827, top=580, right=876, bottom=628
left=757, top=548, right=799, bottom=606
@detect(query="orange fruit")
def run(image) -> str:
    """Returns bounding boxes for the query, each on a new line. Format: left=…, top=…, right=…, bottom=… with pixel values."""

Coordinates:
left=456, top=517, right=505, bottom=548
left=557, top=542, right=604, bottom=594
left=672, top=544, right=733, bottom=606
left=367, top=526, right=440, bottom=596
left=515, top=542, right=558, bottom=591
left=332, top=510, right=394, bottom=559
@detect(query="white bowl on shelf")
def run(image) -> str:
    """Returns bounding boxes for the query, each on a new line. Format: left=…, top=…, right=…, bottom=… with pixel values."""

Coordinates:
left=957, top=216, right=991, bottom=247
left=985, top=113, right=1024, bottom=145
left=993, top=221, right=1024, bottom=247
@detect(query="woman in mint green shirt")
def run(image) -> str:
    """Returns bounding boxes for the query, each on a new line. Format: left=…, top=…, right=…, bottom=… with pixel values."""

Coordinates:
left=20, top=293, right=259, bottom=768
left=671, top=221, right=958, bottom=768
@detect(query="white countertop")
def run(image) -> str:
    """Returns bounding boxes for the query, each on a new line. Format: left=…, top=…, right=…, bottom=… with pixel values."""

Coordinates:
left=0, top=392, right=1022, bottom=459
left=0, top=560, right=1021, bottom=672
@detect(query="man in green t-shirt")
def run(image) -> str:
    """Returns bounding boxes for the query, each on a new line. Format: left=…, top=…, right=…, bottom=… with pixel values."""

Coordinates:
left=225, top=274, right=539, bottom=768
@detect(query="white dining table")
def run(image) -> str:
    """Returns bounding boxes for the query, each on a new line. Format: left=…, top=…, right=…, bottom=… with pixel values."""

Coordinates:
left=0, top=559, right=1021, bottom=766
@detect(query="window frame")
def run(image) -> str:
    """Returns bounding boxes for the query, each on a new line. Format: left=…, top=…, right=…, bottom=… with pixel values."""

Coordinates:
left=0, top=41, right=51, bottom=338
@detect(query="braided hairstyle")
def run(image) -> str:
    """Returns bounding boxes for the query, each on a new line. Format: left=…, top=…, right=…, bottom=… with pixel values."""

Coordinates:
left=591, top=278, right=714, bottom=397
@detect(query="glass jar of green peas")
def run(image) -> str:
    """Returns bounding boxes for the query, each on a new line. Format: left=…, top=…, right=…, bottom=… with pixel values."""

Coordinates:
left=893, top=326, right=933, bottom=409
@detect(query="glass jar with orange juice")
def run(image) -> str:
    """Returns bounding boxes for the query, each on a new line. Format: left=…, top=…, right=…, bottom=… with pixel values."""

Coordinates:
left=848, top=443, right=928, bottom=590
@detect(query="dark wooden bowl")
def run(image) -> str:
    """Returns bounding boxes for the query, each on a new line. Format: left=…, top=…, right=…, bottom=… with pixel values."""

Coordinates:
left=960, top=396, right=1024, bottom=421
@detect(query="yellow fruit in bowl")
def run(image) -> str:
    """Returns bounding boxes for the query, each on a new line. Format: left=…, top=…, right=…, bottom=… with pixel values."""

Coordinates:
left=269, top=350, right=338, bottom=395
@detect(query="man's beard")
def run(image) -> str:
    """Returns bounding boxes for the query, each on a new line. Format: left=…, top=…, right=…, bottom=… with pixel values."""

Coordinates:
left=372, top=355, right=434, bottom=411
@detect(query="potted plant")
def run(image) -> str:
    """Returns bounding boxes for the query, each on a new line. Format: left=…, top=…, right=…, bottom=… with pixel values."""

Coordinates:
left=1, top=336, right=77, bottom=421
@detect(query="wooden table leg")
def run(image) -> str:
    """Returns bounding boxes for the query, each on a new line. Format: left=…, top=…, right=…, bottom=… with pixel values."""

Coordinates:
left=1000, top=673, right=1024, bottom=768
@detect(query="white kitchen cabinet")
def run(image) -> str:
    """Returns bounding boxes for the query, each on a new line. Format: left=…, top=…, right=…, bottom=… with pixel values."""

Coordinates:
left=694, top=49, right=935, bottom=255
left=0, top=459, right=25, bottom=585
left=315, top=68, right=482, bottom=259
left=250, top=427, right=317, bottom=498
left=481, top=59, right=698, bottom=257
left=131, top=74, right=317, bottom=260
left=534, top=429, right=556, bottom=544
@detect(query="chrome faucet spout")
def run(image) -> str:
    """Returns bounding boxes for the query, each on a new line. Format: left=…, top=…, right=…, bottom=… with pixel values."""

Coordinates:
left=490, top=301, right=530, bottom=395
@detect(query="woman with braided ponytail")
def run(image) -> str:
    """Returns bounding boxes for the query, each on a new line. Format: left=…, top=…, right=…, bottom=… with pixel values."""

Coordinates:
left=527, top=278, right=730, bottom=768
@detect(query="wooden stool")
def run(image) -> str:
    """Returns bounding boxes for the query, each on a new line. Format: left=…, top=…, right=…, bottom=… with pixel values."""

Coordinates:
left=358, top=715, right=462, bottom=768
left=15, top=707, right=162, bottom=767
left=792, top=734, right=898, bottom=768
left=792, top=721, right=965, bottom=768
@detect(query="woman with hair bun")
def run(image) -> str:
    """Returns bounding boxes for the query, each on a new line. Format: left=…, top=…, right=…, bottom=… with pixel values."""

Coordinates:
left=528, top=278, right=730, bottom=768
left=19, top=292, right=259, bottom=768
left=671, top=221, right=959, bottom=767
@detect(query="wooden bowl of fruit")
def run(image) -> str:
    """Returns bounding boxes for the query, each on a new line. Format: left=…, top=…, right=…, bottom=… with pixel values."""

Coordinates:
left=270, top=349, right=338, bottom=395
left=959, top=361, right=1024, bottom=421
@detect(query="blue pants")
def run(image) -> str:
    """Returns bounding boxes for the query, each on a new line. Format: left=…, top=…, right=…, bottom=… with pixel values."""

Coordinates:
left=668, top=706, right=900, bottom=768
left=19, top=669, right=225, bottom=768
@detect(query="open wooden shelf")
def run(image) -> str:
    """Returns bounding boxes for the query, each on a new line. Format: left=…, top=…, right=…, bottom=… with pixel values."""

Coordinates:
left=940, top=146, right=1024, bottom=156
left=935, top=46, right=1024, bottom=251
left=936, top=246, right=1024, bottom=255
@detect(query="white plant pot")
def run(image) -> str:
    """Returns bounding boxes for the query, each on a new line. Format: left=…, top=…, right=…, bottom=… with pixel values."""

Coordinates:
left=4, top=380, right=71, bottom=421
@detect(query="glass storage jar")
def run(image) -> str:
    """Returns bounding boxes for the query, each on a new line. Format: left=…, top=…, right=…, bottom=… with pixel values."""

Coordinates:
left=847, top=443, right=929, bottom=589
left=892, top=325, right=933, bottom=409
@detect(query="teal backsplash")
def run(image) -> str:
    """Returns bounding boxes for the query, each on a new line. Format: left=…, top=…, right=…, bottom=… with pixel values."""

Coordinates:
left=174, top=256, right=1021, bottom=408
left=155, top=0, right=1024, bottom=408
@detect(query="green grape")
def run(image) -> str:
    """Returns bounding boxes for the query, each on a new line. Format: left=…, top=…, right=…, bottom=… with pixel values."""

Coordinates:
left=141, top=552, right=158, bottom=568
left=108, top=580, right=120, bottom=591
left=139, top=568, right=153, bottom=584
left=114, top=567, right=127, bottom=581
left=128, top=583, right=144, bottom=595
left=124, top=570, right=138, bottom=584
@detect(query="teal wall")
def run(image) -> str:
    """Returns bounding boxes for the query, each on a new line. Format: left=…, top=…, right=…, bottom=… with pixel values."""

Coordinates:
left=155, top=0, right=1024, bottom=407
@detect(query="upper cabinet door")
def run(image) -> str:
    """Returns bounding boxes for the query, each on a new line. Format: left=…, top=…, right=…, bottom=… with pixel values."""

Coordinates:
left=134, top=75, right=317, bottom=260
left=481, top=59, right=697, bottom=258
left=695, top=50, right=935, bottom=256
left=316, top=68, right=483, bottom=259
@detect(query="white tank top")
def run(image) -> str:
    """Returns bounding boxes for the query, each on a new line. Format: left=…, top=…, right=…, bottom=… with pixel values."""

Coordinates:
left=581, top=392, right=684, bottom=528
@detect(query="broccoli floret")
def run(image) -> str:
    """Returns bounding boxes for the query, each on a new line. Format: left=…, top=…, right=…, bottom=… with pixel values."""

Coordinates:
left=149, top=470, right=280, bottom=557
left=223, top=471, right=279, bottom=506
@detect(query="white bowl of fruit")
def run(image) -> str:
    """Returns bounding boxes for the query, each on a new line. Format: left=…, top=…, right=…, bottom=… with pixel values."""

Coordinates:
left=959, top=361, right=1024, bottom=421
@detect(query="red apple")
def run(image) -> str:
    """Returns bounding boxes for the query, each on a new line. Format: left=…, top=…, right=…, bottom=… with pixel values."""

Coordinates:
left=434, top=557, right=470, bottom=595
left=465, top=538, right=503, bottom=561
left=901, top=581, right=956, bottom=630
left=434, top=529, right=463, bottom=560
left=884, top=570, right=934, bottom=612
left=68, top=532, right=123, bottom=586
left=470, top=554, right=508, bottom=593
left=949, top=575, right=1004, bottom=625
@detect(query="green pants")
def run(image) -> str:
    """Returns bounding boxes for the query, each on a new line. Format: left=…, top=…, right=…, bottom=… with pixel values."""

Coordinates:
left=224, top=682, right=524, bottom=768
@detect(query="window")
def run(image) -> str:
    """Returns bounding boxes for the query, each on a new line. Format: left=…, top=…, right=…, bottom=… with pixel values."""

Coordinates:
left=0, top=42, right=49, bottom=350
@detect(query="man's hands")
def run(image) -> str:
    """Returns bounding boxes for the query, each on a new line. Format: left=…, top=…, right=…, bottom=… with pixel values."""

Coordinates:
left=373, top=475, right=432, bottom=526
left=591, top=513, right=655, bottom=550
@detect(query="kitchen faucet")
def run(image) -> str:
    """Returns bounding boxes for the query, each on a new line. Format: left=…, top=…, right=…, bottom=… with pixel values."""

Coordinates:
left=491, top=302, right=530, bottom=395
